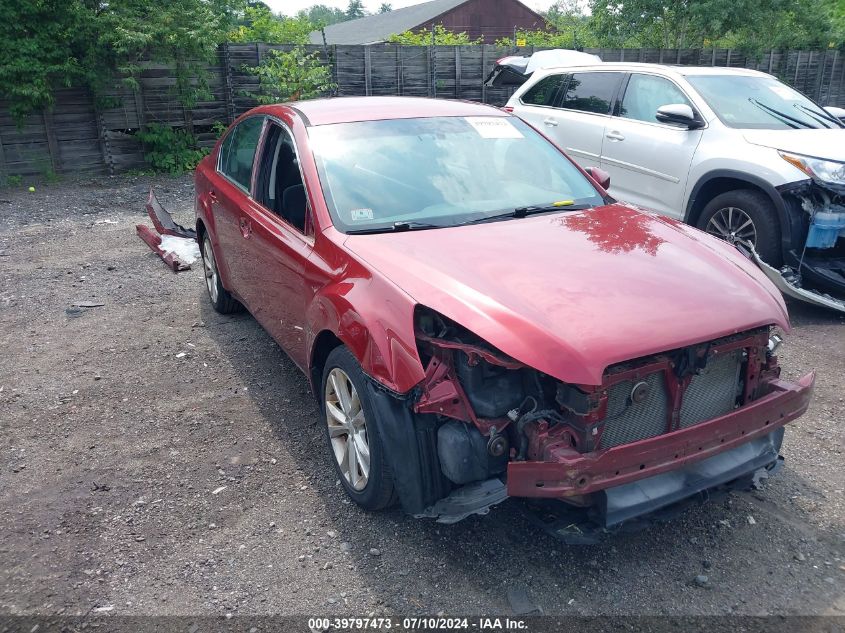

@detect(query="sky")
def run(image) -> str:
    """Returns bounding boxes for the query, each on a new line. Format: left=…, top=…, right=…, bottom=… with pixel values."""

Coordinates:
left=266, top=0, right=556, bottom=16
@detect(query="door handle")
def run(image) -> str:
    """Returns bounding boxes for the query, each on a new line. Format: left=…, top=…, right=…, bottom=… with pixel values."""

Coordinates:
left=208, top=190, right=217, bottom=202
left=606, top=131, right=625, bottom=141
left=543, top=118, right=559, bottom=127
left=239, top=217, right=252, bottom=239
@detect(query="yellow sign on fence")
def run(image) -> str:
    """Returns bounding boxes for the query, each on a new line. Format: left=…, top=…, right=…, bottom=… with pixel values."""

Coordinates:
left=516, top=38, right=526, bottom=47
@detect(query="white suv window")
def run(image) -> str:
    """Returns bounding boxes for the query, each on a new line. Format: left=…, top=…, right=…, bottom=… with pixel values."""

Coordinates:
left=520, top=74, right=567, bottom=107
left=620, top=74, right=692, bottom=124
left=559, top=72, right=622, bottom=115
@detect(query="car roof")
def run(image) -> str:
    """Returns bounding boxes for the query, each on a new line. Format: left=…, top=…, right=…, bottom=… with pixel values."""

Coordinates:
left=532, top=62, right=770, bottom=79
left=263, top=96, right=508, bottom=126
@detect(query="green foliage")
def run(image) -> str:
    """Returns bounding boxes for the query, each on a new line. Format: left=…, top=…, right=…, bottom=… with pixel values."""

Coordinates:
left=378, top=3, right=393, bottom=13
left=588, top=0, right=837, bottom=51
left=297, top=4, right=347, bottom=28
left=245, top=47, right=335, bottom=104
left=0, top=0, right=244, bottom=123
left=229, top=5, right=312, bottom=44
left=2, top=175, right=23, bottom=188
left=136, top=123, right=208, bottom=174
left=345, top=0, right=367, bottom=20
left=386, top=25, right=482, bottom=45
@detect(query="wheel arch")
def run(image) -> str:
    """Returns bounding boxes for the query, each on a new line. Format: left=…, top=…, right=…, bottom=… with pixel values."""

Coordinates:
left=683, top=170, right=794, bottom=254
left=306, top=288, right=426, bottom=398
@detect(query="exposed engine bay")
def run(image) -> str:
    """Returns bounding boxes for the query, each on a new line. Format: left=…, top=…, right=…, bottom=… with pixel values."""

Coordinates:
left=765, top=180, right=845, bottom=313
left=395, top=306, right=813, bottom=526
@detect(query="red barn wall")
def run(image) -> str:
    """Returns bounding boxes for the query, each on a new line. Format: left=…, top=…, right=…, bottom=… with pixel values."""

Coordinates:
left=418, top=0, right=548, bottom=44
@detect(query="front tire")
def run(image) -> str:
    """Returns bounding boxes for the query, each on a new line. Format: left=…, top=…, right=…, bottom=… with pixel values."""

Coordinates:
left=321, top=346, right=396, bottom=511
left=697, top=190, right=782, bottom=266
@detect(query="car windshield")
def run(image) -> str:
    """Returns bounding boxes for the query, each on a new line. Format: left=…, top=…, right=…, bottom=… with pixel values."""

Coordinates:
left=307, top=116, right=604, bottom=233
left=686, top=74, right=842, bottom=130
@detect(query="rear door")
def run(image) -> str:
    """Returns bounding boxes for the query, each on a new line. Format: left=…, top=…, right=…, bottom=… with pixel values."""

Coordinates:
left=529, top=71, right=624, bottom=171
left=212, top=115, right=265, bottom=299
left=600, top=73, right=704, bottom=217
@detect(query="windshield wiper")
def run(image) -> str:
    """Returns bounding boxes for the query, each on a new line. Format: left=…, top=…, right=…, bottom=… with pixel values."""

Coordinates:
left=458, top=202, right=592, bottom=225
left=749, top=99, right=813, bottom=129
left=346, top=220, right=447, bottom=235
left=794, top=103, right=842, bottom=129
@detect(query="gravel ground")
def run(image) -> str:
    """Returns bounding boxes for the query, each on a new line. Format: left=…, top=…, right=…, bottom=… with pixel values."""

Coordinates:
left=0, top=174, right=843, bottom=618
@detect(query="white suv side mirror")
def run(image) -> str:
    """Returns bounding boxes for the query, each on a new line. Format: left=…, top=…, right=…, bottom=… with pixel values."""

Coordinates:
left=656, top=104, right=704, bottom=129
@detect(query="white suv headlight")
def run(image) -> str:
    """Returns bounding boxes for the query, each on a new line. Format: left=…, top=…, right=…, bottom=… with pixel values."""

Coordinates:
left=779, top=151, right=845, bottom=186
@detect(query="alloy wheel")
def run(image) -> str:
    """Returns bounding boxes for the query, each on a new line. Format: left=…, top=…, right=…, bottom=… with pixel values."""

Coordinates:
left=325, top=367, right=370, bottom=491
left=202, top=238, right=219, bottom=304
left=705, top=206, right=757, bottom=247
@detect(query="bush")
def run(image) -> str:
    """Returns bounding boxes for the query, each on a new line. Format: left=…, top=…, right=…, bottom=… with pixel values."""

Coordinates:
left=245, top=47, right=335, bottom=104
left=136, top=123, right=208, bottom=174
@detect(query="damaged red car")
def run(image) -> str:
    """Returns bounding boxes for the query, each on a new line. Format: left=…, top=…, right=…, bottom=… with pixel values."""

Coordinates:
left=193, top=96, right=814, bottom=528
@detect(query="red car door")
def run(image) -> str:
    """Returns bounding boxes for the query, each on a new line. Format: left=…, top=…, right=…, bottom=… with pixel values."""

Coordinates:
left=212, top=115, right=266, bottom=301
left=233, top=119, right=316, bottom=369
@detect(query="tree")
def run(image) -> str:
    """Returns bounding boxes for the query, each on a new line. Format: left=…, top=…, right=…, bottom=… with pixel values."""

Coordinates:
left=379, top=3, right=393, bottom=13
left=0, top=0, right=244, bottom=122
left=297, top=4, right=347, bottom=28
left=345, top=0, right=367, bottom=20
left=588, top=0, right=835, bottom=51
left=245, top=47, right=335, bottom=103
left=386, top=24, right=482, bottom=44
left=229, top=5, right=313, bottom=44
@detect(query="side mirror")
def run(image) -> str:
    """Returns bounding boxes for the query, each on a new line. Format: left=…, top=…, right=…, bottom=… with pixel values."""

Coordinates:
left=585, top=166, right=611, bottom=190
left=824, top=106, right=845, bottom=124
left=656, top=104, right=704, bottom=129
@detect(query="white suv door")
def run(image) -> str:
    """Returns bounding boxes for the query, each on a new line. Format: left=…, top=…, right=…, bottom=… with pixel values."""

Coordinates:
left=599, top=73, right=705, bottom=218
left=515, top=71, right=623, bottom=171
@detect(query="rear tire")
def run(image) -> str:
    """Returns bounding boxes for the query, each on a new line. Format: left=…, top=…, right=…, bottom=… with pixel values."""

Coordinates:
left=201, top=233, right=242, bottom=314
left=697, top=190, right=782, bottom=266
left=321, top=346, right=396, bottom=511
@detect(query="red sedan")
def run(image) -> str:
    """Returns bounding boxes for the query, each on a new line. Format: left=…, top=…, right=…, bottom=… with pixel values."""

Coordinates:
left=194, top=96, right=814, bottom=526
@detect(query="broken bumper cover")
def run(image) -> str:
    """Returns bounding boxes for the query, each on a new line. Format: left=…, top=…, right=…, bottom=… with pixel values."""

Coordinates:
left=507, top=372, right=814, bottom=500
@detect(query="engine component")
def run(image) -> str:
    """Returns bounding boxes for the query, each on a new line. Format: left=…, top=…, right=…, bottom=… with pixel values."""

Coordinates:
left=437, top=421, right=508, bottom=485
left=454, top=352, right=524, bottom=418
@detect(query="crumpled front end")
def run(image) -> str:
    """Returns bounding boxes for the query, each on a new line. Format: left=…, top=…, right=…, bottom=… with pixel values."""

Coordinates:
left=768, top=177, right=845, bottom=311
left=410, top=308, right=814, bottom=526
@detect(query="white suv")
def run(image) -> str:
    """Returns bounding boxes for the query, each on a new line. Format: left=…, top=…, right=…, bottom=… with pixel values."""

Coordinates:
left=507, top=63, right=845, bottom=298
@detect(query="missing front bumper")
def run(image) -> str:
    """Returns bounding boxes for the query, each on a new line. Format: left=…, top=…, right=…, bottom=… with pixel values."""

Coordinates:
left=507, top=372, right=814, bottom=500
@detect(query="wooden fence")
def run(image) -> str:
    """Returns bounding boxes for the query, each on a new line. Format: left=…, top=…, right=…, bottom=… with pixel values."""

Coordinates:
left=1, top=45, right=843, bottom=180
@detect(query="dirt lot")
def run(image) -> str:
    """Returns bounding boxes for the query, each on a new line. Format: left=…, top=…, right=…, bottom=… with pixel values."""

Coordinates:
left=0, top=174, right=843, bottom=618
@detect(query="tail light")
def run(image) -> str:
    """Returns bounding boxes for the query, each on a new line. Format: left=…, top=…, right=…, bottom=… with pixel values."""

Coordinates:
left=502, top=106, right=514, bottom=113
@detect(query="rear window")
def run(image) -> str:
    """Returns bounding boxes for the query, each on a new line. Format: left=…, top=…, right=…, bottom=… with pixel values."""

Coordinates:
left=521, top=74, right=567, bottom=107
left=559, top=72, right=622, bottom=114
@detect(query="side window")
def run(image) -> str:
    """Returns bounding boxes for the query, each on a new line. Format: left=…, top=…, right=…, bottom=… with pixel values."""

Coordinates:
left=620, top=74, right=693, bottom=123
left=521, top=74, right=567, bottom=107
left=219, top=116, right=264, bottom=191
left=559, top=72, right=622, bottom=114
left=254, top=122, right=308, bottom=233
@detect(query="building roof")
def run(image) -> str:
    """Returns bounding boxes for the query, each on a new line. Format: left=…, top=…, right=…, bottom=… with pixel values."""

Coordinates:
left=309, top=0, right=471, bottom=45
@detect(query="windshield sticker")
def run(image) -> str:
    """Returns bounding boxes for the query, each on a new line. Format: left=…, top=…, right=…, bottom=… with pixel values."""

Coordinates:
left=465, top=117, right=524, bottom=139
left=769, top=85, right=799, bottom=100
left=350, top=208, right=374, bottom=221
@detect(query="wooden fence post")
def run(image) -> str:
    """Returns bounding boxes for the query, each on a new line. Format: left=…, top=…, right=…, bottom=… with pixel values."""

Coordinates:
left=222, top=43, right=235, bottom=124
left=455, top=46, right=462, bottom=99
left=481, top=46, right=488, bottom=104
left=364, top=46, right=372, bottom=96
left=42, top=109, right=61, bottom=174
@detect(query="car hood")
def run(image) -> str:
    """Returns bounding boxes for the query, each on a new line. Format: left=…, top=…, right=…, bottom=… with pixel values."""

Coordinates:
left=743, top=128, right=845, bottom=159
left=342, top=204, right=789, bottom=386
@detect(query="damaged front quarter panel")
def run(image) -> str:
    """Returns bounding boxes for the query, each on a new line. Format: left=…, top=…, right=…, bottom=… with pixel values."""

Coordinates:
left=761, top=179, right=845, bottom=311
